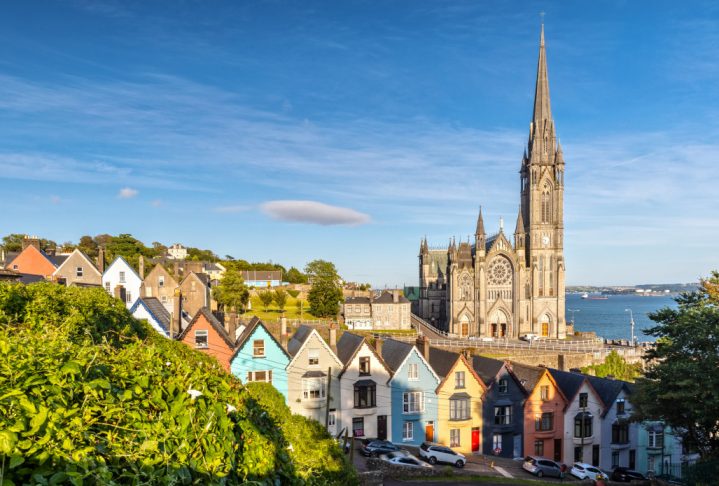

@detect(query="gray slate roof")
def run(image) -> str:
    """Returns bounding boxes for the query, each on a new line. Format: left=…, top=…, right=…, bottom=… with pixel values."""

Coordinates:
left=380, top=339, right=414, bottom=373
left=586, top=375, right=630, bottom=414
left=287, top=324, right=314, bottom=357
left=471, top=356, right=506, bottom=386
left=509, top=361, right=546, bottom=394
left=373, top=291, right=410, bottom=304
left=142, top=297, right=172, bottom=331
left=336, top=332, right=365, bottom=365
left=345, top=296, right=371, bottom=304
left=427, top=347, right=459, bottom=379
left=241, top=270, right=282, bottom=281
left=549, top=367, right=588, bottom=402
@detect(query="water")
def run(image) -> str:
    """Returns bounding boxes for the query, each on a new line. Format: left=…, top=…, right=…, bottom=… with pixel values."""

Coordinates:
left=566, top=293, right=678, bottom=342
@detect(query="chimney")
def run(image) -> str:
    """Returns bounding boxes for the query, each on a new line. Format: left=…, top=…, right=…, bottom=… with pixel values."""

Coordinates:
left=226, top=311, right=238, bottom=339
left=22, top=235, right=40, bottom=251
left=0, top=247, right=5, bottom=266
left=138, top=255, right=145, bottom=279
left=392, top=290, right=399, bottom=303
left=329, top=323, right=337, bottom=350
left=114, top=285, right=126, bottom=302
left=139, top=281, right=146, bottom=298
left=97, top=247, right=105, bottom=273
left=416, top=335, right=430, bottom=361
left=375, top=337, right=383, bottom=358
left=171, top=289, right=182, bottom=338
left=173, top=262, right=180, bottom=279
left=605, top=374, right=615, bottom=380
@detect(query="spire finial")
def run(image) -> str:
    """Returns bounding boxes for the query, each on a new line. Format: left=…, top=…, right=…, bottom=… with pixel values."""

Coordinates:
left=499, top=216, right=504, bottom=232
left=540, top=12, right=545, bottom=47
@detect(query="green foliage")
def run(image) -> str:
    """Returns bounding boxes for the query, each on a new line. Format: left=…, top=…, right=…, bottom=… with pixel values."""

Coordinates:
left=305, top=260, right=343, bottom=318
left=103, top=234, right=156, bottom=271
left=186, top=247, right=219, bottom=262
left=212, top=266, right=250, bottom=313
left=0, top=282, right=357, bottom=485
left=632, top=273, right=719, bottom=459
left=273, top=290, right=288, bottom=311
left=286, top=267, right=308, bottom=284
left=581, top=351, right=642, bottom=382
left=1, top=234, right=57, bottom=253
left=77, top=236, right=98, bottom=259
left=287, top=289, right=300, bottom=299
left=257, top=291, right=274, bottom=312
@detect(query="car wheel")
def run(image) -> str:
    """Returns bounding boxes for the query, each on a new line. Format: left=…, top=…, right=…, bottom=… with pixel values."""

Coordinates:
left=428, top=456, right=437, bottom=465
left=455, top=460, right=464, bottom=468
left=371, top=451, right=378, bottom=458
left=537, top=471, right=543, bottom=478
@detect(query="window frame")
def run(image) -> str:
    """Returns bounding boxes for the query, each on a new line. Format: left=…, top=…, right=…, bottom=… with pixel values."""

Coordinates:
left=359, top=356, right=371, bottom=376
left=408, top=363, right=419, bottom=381
left=76, top=266, right=83, bottom=277
left=354, top=382, right=376, bottom=409
left=402, top=421, right=413, bottom=441
left=455, top=371, right=466, bottom=389
left=402, top=391, right=424, bottom=414
left=302, top=377, right=326, bottom=400
left=253, top=339, right=265, bottom=357
left=450, top=397, right=470, bottom=421
left=194, top=329, right=209, bottom=349
left=494, top=405, right=512, bottom=425
left=498, top=378, right=508, bottom=393
left=308, top=349, right=319, bottom=366
left=450, top=429, right=461, bottom=447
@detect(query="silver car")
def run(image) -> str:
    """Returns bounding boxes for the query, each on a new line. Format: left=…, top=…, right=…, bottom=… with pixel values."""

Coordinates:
left=522, top=456, right=565, bottom=478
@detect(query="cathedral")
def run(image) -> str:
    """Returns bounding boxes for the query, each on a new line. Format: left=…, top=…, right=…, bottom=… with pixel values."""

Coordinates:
left=418, top=26, right=567, bottom=339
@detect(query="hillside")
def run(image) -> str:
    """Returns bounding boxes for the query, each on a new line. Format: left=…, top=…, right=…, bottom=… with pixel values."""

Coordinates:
left=0, top=282, right=356, bottom=485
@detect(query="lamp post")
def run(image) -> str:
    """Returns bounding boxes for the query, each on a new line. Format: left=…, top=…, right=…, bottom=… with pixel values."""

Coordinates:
left=625, top=308, right=635, bottom=346
left=568, top=308, right=580, bottom=326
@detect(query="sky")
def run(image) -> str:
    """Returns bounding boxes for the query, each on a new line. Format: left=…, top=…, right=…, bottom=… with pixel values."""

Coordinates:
left=1, top=0, right=718, bottom=287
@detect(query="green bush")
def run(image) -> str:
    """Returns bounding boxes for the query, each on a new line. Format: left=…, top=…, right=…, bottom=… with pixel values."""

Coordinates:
left=0, top=282, right=357, bottom=485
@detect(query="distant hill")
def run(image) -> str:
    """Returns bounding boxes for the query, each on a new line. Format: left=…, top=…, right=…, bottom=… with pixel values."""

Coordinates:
left=567, top=283, right=699, bottom=294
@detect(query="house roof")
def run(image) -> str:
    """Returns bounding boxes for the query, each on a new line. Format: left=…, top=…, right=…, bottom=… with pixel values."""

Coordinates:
left=548, top=368, right=589, bottom=403
left=181, top=271, right=210, bottom=286
left=104, top=256, right=141, bottom=280
left=509, top=361, right=547, bottom=394
left=52, top=249, right=101, bottom=278
left=373, top=291, right=410, bottom=304
left=427, top=347, right=460, bottom=379
left=336, top=332, right=365, bottom=365
left=345, top=296, right=371, bottom=304
left=177, top=307, right=235, bottom=349
left=130, top=297, right=171, bottom=333
left=287, top=324, right=314, bottom=357
left=0, top=268, right=21, bottom=281
left=229, top=316, right=291, bottom=362
left=379, top=338, right=415, bottom=373
left=241, top=270, right=282, bottom=281
left=585, top=375, right=630, bottom=417
left=471, top=355, right=506, bottom=386
left=434, top=352, right=487, bottom=394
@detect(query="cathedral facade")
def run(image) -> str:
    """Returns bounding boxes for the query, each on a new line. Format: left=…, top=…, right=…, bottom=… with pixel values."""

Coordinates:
left=418, top=27, right=566, bottom=339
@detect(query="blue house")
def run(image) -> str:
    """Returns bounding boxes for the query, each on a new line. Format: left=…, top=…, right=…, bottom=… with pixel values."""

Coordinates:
left=380, top=337, right=440, bottom=446
left=229, top=317, right=290, bottom=399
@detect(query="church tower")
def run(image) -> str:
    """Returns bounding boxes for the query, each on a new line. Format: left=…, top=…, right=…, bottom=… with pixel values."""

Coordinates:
left=520, top=25, right=566, bottom=338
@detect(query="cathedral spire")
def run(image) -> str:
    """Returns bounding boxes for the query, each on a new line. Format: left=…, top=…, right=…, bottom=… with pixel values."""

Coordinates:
left=475, top=207, right=485, bottom=236
left=514, top=205, right=525, bottom=235
left=532, top=23, right=552, bottom=126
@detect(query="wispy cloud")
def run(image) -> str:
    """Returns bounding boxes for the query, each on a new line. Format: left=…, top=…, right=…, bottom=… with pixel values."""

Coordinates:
left=261, top=200, right=371, bottom=226
left=118, top=187, right=138, bottom=199
left=214, top=204, right=252, bottom=213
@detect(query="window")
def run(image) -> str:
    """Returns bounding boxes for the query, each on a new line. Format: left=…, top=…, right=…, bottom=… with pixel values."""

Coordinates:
left=579, top=392, right=588, bottom=408
left=161, top=295, right=167, bottom=304
left=12, top=265, right=18, bottom=270
left=498, top=378, right=508, bottom=393
left=612, top=451, right=620, bottom=468
left=450, top=398, right=470, bottom=421
left=302, top=377, right=326, bottom=399
left=612, top=423, right=629, bottom=444
left=494, top=405, right=512, bottom=425
left=648, top=430, right=664, bottom=448
left=450, top=429, right=461, bottom=447
left=126, top=291, right=132, bottom=303
left=359, top=357, right=371, bottom=375
left=253, top=340, right=265, bottom=357
left=403, top=391, right=424, bottom=413
left=308, top=349, right=319, bottom=366
left=492, top=434, right=502, bottom=451
left=574, top=413, right=593, bottom=438
left=194, top=330, right=208, bottom=349
left=76, top=267, right=83, bottom=277
left=574, top=446, right=583, bottom=462
left=159, top=276, right=165, bottom=287
left=540, top=385, right=549, bottom=401
left=119, top=271, right=126, bottom=283
left=246, top=370, right=272, bottom=383
left=616, top=399, right=625, bottom=415
left=534, top=439, right=544, bottom=456
left=408, top=363, right=419, bottom=381
left=455, top=371, right=465, bottom=389
left=352, top=417, right=364, bottom=437
left=354, top=383, right=376, bottom=408
left=328, top=412, right=336, bottom=427
left=403, top=421, right=413, bottom=441
left=535, top=412, right=554, bottom=431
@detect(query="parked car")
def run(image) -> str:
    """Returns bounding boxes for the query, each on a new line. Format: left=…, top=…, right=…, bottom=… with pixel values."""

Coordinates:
left=610, top=467, right=647, bottom=482
left=520, top=333, right=540, bottom=342
left=380, top=450, right=411, bottom=461
left=360, top=440, right=400, bottom=457
left=419, top=442, right=466, bottom=468
left=386, top=455, right=433, bottom=469
left=570, top=462, right=607, bottom=480
left=522, top=456, right=565, bottom=478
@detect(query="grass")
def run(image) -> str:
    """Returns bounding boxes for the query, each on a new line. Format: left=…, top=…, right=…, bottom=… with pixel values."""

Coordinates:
left=242, top=294, right=319, bottom=322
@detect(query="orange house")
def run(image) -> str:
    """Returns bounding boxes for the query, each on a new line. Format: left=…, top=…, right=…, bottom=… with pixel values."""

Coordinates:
left=177, top=308, right=236, bottom=371
left=7, top=245, right=58, bottom=277
left=511, top=362, right=568, bottom=462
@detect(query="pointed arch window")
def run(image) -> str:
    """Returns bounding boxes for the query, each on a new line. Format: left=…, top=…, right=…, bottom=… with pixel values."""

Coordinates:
left=541, top=185, right=552, bottom=224
left=548, top=256, right=554, bottom=296
left=538, top=257, right=544, bottom=297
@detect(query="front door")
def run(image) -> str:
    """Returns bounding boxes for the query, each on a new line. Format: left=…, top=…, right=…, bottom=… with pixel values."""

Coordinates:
left=554, top=439, right=562, bottom=462
left=377, top=415, right=387, bottom=440
left=513, top=434, right=522, bottom=458
left=542, top=322, right=549, bottom=337
left=471, top=427, right=480, bottom=453
left=592, top=445, right=600, bottom=466
left=425, top=421, right=434, bottom=442
left=500, top=323, right=507, bottom=337
left=461, top=323, right=469, bottom=337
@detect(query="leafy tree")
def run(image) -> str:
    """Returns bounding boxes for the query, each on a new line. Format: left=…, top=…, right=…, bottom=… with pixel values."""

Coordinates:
left=78, top=235, right=99, bottom=258
left=305, top=260, right=343, bottom=318
left=273, top=289, right=288, bottom=312
left=1, top=233, right=24, bottom=252
left=286, top=266, right=308, bottom=284
left=581, top=350, right=641, bottom=382
left=187, top=247, right=219, bottom=262
left=152, top=241, right=167, bottom=254
left=212, top=266, right=250, bottom=313
left=287, top=289, right=300, bottom=299
left=258, top=290, right=275, bottom=312
left=632, top=272, right=719, bottom=458
left=104, top=234, right=153, bottom=271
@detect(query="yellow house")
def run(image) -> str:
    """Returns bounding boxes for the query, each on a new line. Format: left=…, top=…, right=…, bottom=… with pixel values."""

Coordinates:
left=429, top=348, right=487, bottom=454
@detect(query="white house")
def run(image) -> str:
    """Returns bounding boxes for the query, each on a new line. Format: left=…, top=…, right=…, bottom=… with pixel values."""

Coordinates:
left=337, top=333, right=393, bottom=440
left=102, top=256, right=142, bottom=308
left=167, top=244, right=188, bottom=260
left=129, top=297, right=171, bottom=337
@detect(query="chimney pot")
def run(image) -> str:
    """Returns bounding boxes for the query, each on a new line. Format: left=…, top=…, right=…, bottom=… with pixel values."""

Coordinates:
left=171, top=290, right=182, bottom=338
left=329, top=323, right=337, bottom=350
left=97, top=247, right=105, bottom=273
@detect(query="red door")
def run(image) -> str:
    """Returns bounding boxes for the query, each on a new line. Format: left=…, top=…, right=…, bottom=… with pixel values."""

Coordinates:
left=471, top=427, right=480, bottom=453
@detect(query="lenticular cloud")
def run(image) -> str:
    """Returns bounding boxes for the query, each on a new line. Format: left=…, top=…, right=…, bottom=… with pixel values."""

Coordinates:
left=261, top=200, right=370, bottom=226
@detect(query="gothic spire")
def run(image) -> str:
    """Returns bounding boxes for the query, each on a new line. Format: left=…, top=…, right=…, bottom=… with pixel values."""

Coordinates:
left=532, top=23, right=552, bottom=126
left=514, top=205, right=525, bottom=235
left=475, top=207, right=485, bottom=236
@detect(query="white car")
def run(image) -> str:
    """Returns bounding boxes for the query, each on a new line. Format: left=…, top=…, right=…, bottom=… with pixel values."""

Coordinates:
left=419, top=442, right=466, bottom=468
left=386, top=455, right=432, bottom=469
left=570, top=462, right=607, bottom=480
left=520, top=333, right=540, bottom=342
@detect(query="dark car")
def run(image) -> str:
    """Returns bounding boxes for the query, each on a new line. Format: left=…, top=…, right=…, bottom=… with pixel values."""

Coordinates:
left=360, top=440, right=400, bottom=457
left=522, top=456, right=565, bottom=478
left=611, top=467, right=646, bottom=482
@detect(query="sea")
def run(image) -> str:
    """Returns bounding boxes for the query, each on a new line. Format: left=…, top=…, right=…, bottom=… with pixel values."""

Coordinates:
left=566, top=293, right=678, bottom=342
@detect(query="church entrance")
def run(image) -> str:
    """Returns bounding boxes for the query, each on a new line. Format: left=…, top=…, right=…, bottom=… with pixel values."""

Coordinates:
left=540, top=314, right=551, bottom=337
left=491, top=323, right=497, bottom=337
left=490, top=310, right=509, bottom=339
left=459, top=314, right=470, bottom=337
left=500, top=323, right=507, bottom=337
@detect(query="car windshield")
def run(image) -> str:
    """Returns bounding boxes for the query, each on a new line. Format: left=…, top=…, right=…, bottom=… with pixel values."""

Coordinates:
left=420, top=443, right=429, bottom=451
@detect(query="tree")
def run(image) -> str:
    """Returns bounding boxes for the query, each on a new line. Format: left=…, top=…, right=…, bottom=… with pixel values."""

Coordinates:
left=78, top=235, right=99, bottom=258
left=286, top=266, right=308, bottom=284
left=1, top=233, right=25, bottom=252
left=258, top=290, right=274, bottom=312
left=632, top=271, right=719, bottom=458
left=273, top=289, right=288, bottom=312
left=305, top=260, right=343, bottom=318
left=287, top=289, right=300, bottom=299
left=212, top=266, right=250, bottom=313
left=581, top=351, right=641, bottom=382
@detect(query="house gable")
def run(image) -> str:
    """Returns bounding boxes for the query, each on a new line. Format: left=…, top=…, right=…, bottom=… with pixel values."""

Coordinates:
left=178, top=309, right=234, bottom=370
left=52, top=249, right=101, bottom=285
left=286, top=328, right=342, bottom=372
left=436, top=354, right=487, bottom=396
left=8, top=245, right=56, bottom=277
left=388, top=346, right=440, bottom=387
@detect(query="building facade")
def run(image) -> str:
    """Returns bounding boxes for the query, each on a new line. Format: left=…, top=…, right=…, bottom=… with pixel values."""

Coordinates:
left=52, top=249, right=102, bottom=287
left=102, top=256, right=142, bottom=307
left=418, top=27, right=566, bottom=339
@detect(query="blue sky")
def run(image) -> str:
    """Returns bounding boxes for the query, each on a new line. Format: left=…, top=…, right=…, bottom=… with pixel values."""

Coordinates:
left=1, top=0, right=718, bottom=286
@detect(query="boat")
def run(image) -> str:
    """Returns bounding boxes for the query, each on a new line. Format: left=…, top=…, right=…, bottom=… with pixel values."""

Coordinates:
left=581, top=293, right=589, bottom=299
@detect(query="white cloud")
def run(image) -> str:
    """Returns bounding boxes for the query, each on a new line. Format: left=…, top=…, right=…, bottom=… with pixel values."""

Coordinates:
left=118, top=187, right=138, bottom=199
left=261, top=200, right=370, bottom=226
